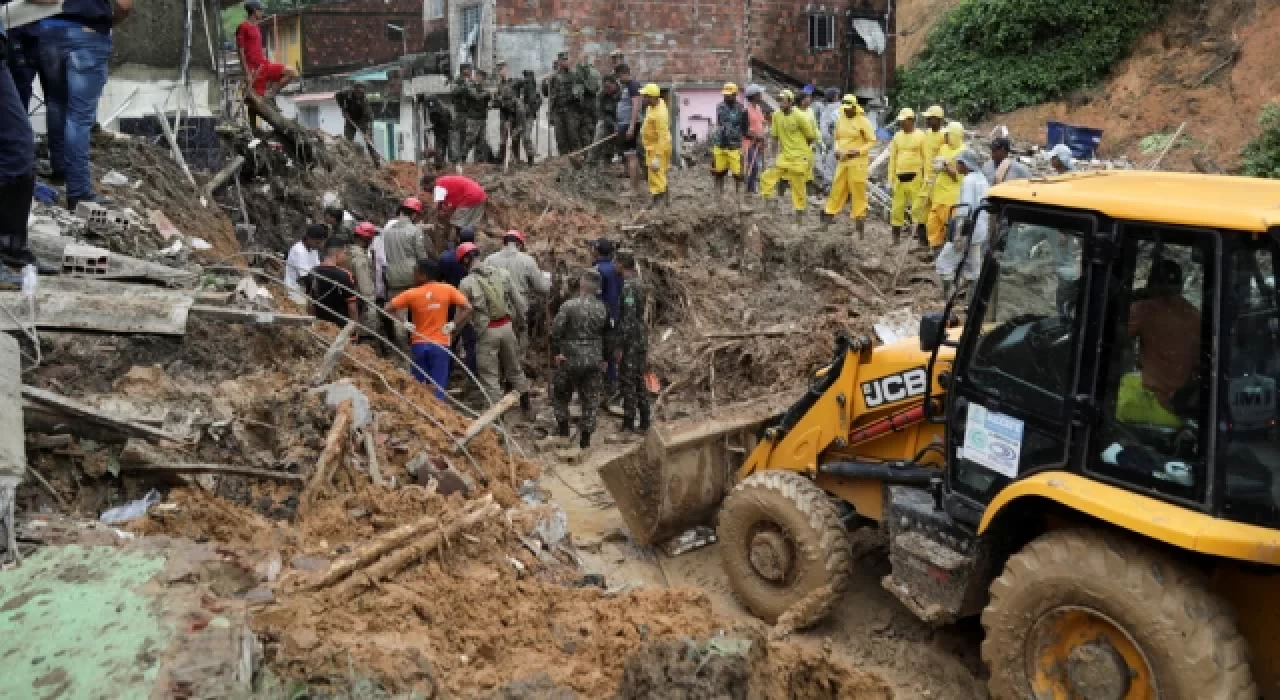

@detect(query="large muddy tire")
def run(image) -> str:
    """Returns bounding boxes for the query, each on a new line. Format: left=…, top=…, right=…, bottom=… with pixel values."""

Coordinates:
left=717, top=471, right=851, bottom=625
left=981, top=528, right=1257, bottom=700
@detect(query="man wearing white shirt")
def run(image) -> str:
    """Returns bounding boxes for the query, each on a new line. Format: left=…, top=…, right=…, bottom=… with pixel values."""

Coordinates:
left=285, top=225, right=327, bottom=302
left=936, top=149, right=990, bottom=295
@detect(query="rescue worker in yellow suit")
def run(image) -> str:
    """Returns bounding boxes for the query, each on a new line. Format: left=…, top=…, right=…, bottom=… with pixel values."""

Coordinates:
left=914, top=105, right=947, bottom=246
left=819, top=94, right=876, bottom=237
left=760, top=89, right=818, bottom=228
left=888, top=107, right=926, bottom=244
left=639, top=83, right=672, bottom=208
left=923, top=121, right=967, bottom=254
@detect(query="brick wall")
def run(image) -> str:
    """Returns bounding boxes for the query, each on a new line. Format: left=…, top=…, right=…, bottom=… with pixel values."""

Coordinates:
left=492, top=0, right=750, bottom=84
left=748, top=0, right=893, bottom=92
left=485, top=0, right=893, bottom=90
left=295, top=0, right=432, bottom=75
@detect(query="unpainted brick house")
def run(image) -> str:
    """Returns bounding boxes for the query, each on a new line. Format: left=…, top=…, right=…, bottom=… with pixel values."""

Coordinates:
left=443, top=0, right=894, bottom=138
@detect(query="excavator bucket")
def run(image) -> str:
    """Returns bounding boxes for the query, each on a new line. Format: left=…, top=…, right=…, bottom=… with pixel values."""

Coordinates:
left=598, top=400, right=785, bottom=547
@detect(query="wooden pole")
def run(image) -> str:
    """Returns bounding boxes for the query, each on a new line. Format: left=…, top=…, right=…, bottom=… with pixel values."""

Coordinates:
left=302, top=399, right=353, bottom=505
left=454, top=391, right=520, bottom=453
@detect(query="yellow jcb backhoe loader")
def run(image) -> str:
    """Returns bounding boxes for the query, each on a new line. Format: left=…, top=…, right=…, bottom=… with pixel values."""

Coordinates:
left=601, top=171, right=1280, bottom=698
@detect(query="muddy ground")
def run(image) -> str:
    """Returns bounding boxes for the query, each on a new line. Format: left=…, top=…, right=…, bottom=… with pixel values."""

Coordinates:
left=14, top=130, right=981, bottom=697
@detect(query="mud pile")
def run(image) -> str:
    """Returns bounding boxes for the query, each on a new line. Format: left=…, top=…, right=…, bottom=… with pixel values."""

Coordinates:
left=476, top=164, right=946, bottom=413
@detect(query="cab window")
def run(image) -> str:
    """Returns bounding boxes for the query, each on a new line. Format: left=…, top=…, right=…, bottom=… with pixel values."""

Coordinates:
left=1092, top=226, right=1212, bottom=503
left=949, top=212, right=1087, bottom=505
left=1221, top=235, right=1280, bottom=528
left=966, top=216, right=1087, bottom=415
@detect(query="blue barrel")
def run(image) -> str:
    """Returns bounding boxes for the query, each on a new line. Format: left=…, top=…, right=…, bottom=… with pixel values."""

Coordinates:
left=1045, top=120, right=1103, bottom=159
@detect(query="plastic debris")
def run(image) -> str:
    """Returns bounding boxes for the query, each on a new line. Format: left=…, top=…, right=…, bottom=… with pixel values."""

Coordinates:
left=99, top=488, right=161, bottom=524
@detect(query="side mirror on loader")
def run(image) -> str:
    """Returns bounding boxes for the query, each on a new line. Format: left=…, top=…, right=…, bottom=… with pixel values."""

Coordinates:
left=919, top=312, right=945, bottom=352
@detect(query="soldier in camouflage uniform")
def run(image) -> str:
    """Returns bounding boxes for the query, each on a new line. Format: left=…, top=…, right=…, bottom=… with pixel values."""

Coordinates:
left=494, top=61, right=536, bottom=166
left=590, top=74, right=621, bottom=165
left=544, top=52, right=581, bottom=155
left=575, top=59, right=601, bottom=155
left=452, top=63, right=492, bottom=163
left=613, top=251, right=650, bottom=433
left=551, top=268, right=613, bottom=448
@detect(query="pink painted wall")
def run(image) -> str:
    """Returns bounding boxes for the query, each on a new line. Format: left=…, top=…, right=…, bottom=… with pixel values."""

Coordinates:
left=675, top=88, right=727, bottom=140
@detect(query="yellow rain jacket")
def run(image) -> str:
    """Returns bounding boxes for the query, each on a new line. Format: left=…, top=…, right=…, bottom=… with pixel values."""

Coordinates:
left=772, top=107, right=818, bottom=171
left=641, top=98, right=672, bottom=194
left=930, top=123, right=967, bottom=208
left=832, top=106, right=876, bottom=179
left=888, top=128, right=926, bottom=178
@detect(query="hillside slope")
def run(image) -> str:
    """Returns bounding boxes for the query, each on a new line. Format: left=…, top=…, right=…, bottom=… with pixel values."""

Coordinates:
left=982, top=0, right=1277, bottom=171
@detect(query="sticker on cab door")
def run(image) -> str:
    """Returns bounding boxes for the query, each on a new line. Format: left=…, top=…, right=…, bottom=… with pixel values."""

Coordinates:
left=960, top=404, right=1023, bottom=479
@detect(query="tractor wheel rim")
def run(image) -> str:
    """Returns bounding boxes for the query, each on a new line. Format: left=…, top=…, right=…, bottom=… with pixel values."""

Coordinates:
left=747, top=528, right=792, bottom=584
left=1027, top=605, right=1157, bottom=700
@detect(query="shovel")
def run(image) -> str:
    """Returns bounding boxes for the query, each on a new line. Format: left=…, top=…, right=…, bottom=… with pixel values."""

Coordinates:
left=565, top=133, right=618, bottom=169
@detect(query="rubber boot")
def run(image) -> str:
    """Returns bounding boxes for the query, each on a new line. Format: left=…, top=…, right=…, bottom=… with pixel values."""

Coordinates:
left=519, top=392, right=533, bottom=418
left=660, top=191, right=670, bottom=209
left=713, top=176, right=725, bottom=199
left=637, top=404, right=651, bottom=432
left=819, top=212, right=834, bottom=231
left=579, top=429, right=592, bottom=449
left=556, top=420, right=570, bottom=438
left=855, top=219, right=865, bottom=238
left=527, top=154, right=535, bottom=167
left=793, top=209, right=804, bottom=230
left=915, top=224, right=929, bottom=248
left=892, top=227, right=901, bottom=245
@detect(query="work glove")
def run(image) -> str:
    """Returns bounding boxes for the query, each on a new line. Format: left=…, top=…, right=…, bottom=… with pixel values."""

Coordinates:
left=442, top=321, right=456, bottom=335
left=403, top=321, right=416, bottom=334
left=650, top=157, right=661, bottom=172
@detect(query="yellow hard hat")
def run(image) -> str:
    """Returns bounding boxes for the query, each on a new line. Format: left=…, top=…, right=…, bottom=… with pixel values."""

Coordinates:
left=778, top=89, right=795, bottom=102
left=897, top=107, right=916, bottom=122
left=924, top=105, right=945, bottom=119
left=639, top=83, right=661, bottom=97
left=722, top=82, right=739, bottom=95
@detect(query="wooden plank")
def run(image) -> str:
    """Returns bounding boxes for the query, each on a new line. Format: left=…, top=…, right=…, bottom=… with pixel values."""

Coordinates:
left=454, top=392, right=520, bottom=453
left=21, top=386, right=187, bottom=444
left=120, top=463, right=304, bottom=482
left=188, top=305, right=314, bottom=326
left=312, top=321, right=357, bottom=385
left=0, top=287, right=193, bottom=336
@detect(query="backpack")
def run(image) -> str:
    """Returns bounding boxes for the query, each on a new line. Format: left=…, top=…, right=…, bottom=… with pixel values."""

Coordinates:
left=472, top=269, right=510, bottom=320
left=577, top=62, right=602, bottom=97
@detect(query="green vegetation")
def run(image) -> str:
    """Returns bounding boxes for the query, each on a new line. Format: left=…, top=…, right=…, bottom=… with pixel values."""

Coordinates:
left=220, top=2, right=245, bottom=42
left=1242, top=105, right=1280, bottom=179
left=894, top=0, right=1169, bottom=121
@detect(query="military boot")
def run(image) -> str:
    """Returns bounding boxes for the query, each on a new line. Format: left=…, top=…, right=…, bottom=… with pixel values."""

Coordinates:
left=520, top=392, right=533, bottom=418
left=556, top=420, right=570, bottom=438
left=819, top=212, right=834, bottom=231
left=637, top=404, right=651, bottom=433
left=579, top=430, right=592, bottom=449
left=527, top=154, right=535, bottom=167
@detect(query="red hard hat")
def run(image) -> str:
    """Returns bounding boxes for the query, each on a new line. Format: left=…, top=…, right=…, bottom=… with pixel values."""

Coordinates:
left=354, top=221, right=378, bottom=238
left=504, top=229, right=526, bottom=244
left=401, top=197, right=423, bottom=213
left=456, top=242, right=478, bottom=259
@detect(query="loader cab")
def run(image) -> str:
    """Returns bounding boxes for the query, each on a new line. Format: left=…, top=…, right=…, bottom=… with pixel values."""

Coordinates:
left=939, top=176, right=1280, bottom=534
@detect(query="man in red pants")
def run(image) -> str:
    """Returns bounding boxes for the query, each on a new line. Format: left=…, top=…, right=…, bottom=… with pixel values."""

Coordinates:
left=235, top=0, right=296, bottom=98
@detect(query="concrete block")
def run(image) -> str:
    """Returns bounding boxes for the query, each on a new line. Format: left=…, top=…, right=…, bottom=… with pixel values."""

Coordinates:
left=75, top=201, right=109, bottom=232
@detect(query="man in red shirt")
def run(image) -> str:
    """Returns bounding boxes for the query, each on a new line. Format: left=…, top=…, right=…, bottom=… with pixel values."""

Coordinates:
left=423, top=174, right=488, bottom=238
left=236, top=0, right=297, bottom=98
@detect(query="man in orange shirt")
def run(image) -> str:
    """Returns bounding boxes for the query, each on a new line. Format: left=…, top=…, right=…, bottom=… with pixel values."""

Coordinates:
left=1128, top=259, right=1201, bottom=412
left=386, top=259, right=472, bottom=398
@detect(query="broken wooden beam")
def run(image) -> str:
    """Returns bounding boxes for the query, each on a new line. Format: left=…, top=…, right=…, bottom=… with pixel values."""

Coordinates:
left=202, top=154, right=246, bottom=200
left=815, top=268, right=877, bottom=304
left=331, top=497, right=502, bottom=601
left=302, top=399, right=353, bottom=505
left=120, top=463, right=304, bottom=482
left=455, top=391, right=520, bottom=454
left=312, top=321, right=357, bottom=385
left=21, top=386, right=187, bottom=444
left=188, top=305, right=315, bottom=326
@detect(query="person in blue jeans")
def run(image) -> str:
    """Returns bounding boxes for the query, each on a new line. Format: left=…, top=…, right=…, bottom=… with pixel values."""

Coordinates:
left=593, top=238, right=622, bottom=393
left=385, top=260, right=473, bottom=399
left=38, top=0, right=131, bottom=210
left=0, top=18, right=49, bottom=283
